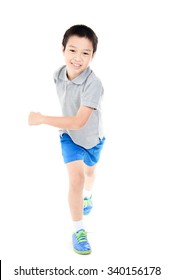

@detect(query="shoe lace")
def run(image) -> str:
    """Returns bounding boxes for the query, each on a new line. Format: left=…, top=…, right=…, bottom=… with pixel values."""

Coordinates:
left=76, top=231, right=87, bottom=243
left=84, top=196, right=92, bottom=208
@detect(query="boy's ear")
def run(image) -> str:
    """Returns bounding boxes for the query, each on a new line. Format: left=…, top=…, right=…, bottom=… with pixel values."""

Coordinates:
left=92, top=52, right=96, bottom=59
left=62, top=45, right=65, bottom=53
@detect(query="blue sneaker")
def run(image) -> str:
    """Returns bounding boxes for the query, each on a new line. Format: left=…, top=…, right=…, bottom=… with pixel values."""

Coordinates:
left=72, top=229, right=92, bottom=255
left=83, top=196, right=93, bottom=215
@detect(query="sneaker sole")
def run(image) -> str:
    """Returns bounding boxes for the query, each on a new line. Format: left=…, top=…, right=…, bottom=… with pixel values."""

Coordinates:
left=73, top=248, right=92, bottom=255
left=83, top=212, right=91, bottom=216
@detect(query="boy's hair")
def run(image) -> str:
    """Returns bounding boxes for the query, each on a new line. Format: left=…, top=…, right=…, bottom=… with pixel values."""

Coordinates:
left=62, top=24, right=98, bottom=54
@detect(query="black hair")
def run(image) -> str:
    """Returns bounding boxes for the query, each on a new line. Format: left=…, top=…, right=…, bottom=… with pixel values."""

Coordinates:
left=62, top=24, right=98, bottom=54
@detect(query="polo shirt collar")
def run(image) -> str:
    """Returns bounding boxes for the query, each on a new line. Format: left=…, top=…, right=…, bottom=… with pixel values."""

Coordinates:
left=60, top=66, right=91, bottom=85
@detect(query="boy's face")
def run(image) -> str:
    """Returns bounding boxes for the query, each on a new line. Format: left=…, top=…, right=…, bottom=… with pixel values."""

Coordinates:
left=63, top=35, right=94, bottom=80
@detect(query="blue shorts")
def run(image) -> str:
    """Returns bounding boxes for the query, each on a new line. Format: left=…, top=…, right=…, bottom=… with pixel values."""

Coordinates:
left=60, top=133, right=105, bottom=166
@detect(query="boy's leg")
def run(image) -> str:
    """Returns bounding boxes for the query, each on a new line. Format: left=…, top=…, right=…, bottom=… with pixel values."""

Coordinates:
left=66, top=160, right=91, bottom=254
left=66, top=160, right=85, bottom=221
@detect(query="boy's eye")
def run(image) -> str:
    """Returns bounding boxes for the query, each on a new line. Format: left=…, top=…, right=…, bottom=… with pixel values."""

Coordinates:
left=69, top=49, right=75, bottom=52
left=83, top=52, right=89, bottom=55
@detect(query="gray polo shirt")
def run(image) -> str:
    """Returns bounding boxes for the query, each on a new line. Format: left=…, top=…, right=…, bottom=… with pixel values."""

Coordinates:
left=54, top=65, right=104, bottom=149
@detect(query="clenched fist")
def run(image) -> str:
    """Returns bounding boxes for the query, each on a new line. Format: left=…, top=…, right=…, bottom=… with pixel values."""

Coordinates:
left=28, top=112, right=44, bottom=125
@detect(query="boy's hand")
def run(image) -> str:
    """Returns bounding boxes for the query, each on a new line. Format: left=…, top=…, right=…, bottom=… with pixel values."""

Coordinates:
left=28, top=112, right=44, bottom=125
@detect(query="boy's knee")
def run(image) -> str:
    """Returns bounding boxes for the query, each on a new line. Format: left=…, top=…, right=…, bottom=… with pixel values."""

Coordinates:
left=85, top=169, right=95, bottom=178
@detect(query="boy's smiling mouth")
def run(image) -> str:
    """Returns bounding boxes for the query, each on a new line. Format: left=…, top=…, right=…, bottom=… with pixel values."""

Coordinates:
left=71, top=63, right=82, bottom=68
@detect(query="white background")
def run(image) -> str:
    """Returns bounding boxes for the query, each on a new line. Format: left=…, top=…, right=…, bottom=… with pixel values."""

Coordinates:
left=0, top=0, right=174, bottom=279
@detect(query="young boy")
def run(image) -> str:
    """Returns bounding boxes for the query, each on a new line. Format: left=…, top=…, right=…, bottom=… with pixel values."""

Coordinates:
left=28, top=24, right=105, bottom=255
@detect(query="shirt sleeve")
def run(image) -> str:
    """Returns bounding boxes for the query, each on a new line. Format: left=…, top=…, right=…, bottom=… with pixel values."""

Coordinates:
left=81, top=79, right=104, bottom=110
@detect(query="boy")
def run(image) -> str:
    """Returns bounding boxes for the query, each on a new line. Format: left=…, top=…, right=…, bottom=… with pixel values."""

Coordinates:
left=28, top=24, right=105, bottom=254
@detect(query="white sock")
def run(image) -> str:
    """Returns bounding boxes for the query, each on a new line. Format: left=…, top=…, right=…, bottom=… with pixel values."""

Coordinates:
left=84, top=189, right=92, bottom=198
left=73, top=219, right=84, bottom=233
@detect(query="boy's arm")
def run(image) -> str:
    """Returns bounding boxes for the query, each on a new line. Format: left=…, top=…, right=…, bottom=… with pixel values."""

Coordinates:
left=28, top=106, right=94, bottom=130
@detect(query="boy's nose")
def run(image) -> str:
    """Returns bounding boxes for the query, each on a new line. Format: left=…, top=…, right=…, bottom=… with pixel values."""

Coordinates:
left=74, top=53, right=82, bottom=61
